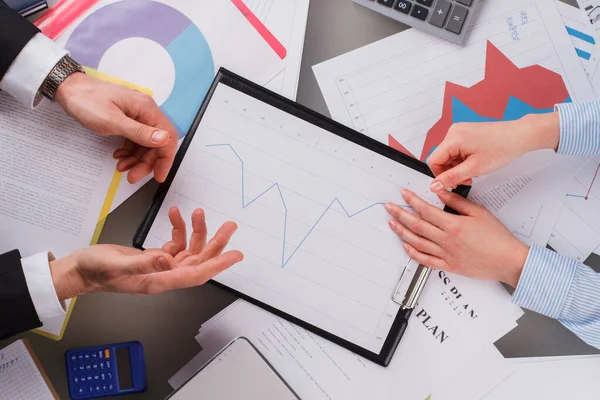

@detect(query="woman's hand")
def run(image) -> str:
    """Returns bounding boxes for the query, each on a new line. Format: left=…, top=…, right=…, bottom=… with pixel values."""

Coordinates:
left=55, top=73, right=178, bottom=184
left=50, top=207, right=243, bottom=300
left=385, top=189, right=529, bottom=287
left=427, top=113, right=560, bottom=192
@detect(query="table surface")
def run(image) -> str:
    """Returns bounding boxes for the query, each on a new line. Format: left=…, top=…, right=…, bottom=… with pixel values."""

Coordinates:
left=6, top=0, right=600, bottom=398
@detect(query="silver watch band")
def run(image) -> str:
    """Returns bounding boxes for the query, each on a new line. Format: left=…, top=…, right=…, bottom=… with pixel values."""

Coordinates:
left=40, top=55, right=85, bottom=101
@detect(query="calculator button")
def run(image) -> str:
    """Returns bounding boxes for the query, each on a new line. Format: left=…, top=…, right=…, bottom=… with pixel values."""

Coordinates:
left=77, top=353, right=84, bottom=361
left=107, top=372, right=113, bottom=381
left=456, top=0, right=472, bottom=6
left=429, top=0, right=451, bottom=27
left=79, top=365, right=85, bottom=371
left=106, top=360, right=112, bottom=369
left=445, top=4, right=468, bottom=34
left=70, top=354, right=77, bottom=362
left=77, top=387, right=85, bottom=395
left=104, top=349, right=110, bottom=359
left=95, top=384, right=101, bottom=392
left=87, top=375, right=93, bottom=382
left=94, top=374, right=100, bottom=381
left=92, top=363, right=98, bottom=370
left=91, top=352, right=98, bottom=359
left=100, top=361, right=105, bottom=369
left=416, top=0, right=433, bottom=6
left=410, top=4, right=428, bottom=20
left=108, top=384, right=114, bottom=391
left=101, top=373, right=106, bottom=381
left=80, top=375, right=86, bottom=382
left=85, top=364, right=91, bottom=371
left=88, top=385, right=94, bottom=394
left=84, top=352, right=91, bottom=360
left=393, top=0, right=411, bottom=14
left=73, top=376, right=80, bottom=384
left=376, top=0, right=394, bottom=7
left=71, top=365, right=78, bottom=373
left=102, top=384, right=108, bottom=392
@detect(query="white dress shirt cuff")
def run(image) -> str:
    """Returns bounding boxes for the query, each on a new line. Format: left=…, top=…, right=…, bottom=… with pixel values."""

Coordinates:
left=0, top=33, right=68, bottom=109
left=21, top=252, right=66, bottom=322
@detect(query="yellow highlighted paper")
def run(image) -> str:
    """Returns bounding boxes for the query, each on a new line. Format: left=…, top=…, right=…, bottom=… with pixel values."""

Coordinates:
left=33, top=71, right=152, bottom=341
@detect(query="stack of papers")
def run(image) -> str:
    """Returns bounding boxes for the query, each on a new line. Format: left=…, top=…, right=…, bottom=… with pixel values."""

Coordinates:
left=168, top=0, right=599, bottom=399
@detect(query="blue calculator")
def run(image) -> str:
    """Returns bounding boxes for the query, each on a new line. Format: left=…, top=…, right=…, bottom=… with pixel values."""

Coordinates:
left=65, top=341, right=147, bottom=399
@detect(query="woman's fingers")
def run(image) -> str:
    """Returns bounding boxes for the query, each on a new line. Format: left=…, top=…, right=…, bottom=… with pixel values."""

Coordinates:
left=385, top=201, right=444, bottom=243
left=403, top=243, right=449, bottom=270
left=388, top=220, right=444, bottom=257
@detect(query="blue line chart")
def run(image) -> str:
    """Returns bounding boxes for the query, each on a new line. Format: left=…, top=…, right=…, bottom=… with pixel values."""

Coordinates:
left=207, top=143, right=409, bottom=268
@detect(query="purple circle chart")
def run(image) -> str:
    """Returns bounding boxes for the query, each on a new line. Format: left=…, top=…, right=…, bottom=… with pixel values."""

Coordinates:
left=66, top=0, right=214, bottom=137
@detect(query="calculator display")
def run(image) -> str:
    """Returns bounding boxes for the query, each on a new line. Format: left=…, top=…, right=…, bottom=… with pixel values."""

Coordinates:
left=116, top=347, right=133, bottom=390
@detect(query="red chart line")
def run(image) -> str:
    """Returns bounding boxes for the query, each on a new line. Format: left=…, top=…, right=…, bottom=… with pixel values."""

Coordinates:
left=566, top=162, right=600, bottom=200
left=585, top=162, right=600, bottom=200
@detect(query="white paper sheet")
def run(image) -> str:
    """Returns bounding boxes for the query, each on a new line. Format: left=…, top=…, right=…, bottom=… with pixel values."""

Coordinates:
left=170, top=296, right=487, bottom=400
left=557, top=0, right=600, bottom=80
left=576, top=0, right=600, bottom=96
left=549, top=156, right=600, bottom=261
left=484, top=355, right=600, bottom=399
left=248, top=0, right=311, bottom=100
left=0, top=95, right=119, bottom=337
left=314, top=0, right=595, bottom=160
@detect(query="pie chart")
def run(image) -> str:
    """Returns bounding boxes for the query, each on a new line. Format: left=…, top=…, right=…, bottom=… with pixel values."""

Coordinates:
left=65, top=0, right=215, bottom=137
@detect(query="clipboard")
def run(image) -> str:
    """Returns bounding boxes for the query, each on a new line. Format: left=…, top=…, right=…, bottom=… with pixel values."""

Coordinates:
left=133, top=68, right=470, bottom=366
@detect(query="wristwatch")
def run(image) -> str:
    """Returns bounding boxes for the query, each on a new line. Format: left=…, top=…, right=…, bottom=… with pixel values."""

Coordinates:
left=40, top=55, right=85, bottom=101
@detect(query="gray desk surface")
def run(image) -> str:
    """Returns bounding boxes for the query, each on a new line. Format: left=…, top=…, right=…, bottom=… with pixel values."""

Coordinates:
left=6, top=0, right=599, bottom=398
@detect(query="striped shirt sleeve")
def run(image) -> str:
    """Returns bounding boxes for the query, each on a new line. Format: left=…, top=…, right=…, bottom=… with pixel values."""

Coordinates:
left=512, top=245, right=600, bottom=349
left=555, top=101, right=600, bottom=156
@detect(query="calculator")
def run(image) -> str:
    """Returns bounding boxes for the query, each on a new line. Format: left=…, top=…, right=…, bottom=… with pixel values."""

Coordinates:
left=65, top=341, right=147, bottom=399
left=353, top=0, right=479, bottom=44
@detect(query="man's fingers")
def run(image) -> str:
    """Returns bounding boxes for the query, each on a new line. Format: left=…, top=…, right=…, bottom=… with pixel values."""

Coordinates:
left=114, top=110, right=171, bottom=148
left=403, top=243, right=448, bottom=270
left=430, top=157, right=478, bottom=191
left=142, top=250, right=244, bottom=294
left=113, top=148, right=135, bottom=160
left=400, top=189, right=451, bottom=228
left=118, top=250, right=176, bottom=276
left=388, top=220, right=444, bottom=257
left=437, top=190, right=482, bottom=216
left=116, top=156, right=139, bottom=172
left=162, top=207, right=187, bottom=256
left=189, top=209, right=208, bottom=255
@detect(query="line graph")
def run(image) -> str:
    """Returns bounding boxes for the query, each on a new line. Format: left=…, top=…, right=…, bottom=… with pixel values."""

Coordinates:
left=207, top=143, right=409, bottom=268
left=565, top=161, right=600, bottom=200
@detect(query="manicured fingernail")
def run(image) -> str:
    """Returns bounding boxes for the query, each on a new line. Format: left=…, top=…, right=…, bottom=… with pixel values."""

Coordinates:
left=385, top=203, right=393, bottom=212
left=403, top=243, right=411, bottom=252
left=431, top=181, right=444, bottom=192
left=401, top=188, right=409, bottom=197
left=156, top=256, right=169, bottom=270
left=152, top=130, right=168, bottom=143
left=388, top=220, right=398, bottom=229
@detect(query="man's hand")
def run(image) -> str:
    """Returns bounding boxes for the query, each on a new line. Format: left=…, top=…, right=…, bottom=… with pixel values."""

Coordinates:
left=385, top=189, right=529, bottom=287
left=427, top=113, right=560, bottom=192
left=55, top=72, right=178, bottom=183
left=50, top=207, right=243, bottom=300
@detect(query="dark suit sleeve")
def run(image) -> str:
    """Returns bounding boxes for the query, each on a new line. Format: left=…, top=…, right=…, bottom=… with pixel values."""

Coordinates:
left=0, top=250, right=42, bottom=340
left=0, top=0, right=40, bottom=81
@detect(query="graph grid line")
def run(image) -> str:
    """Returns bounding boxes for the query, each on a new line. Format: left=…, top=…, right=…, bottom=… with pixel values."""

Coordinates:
left=207, top=143, right=409, bottom=268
